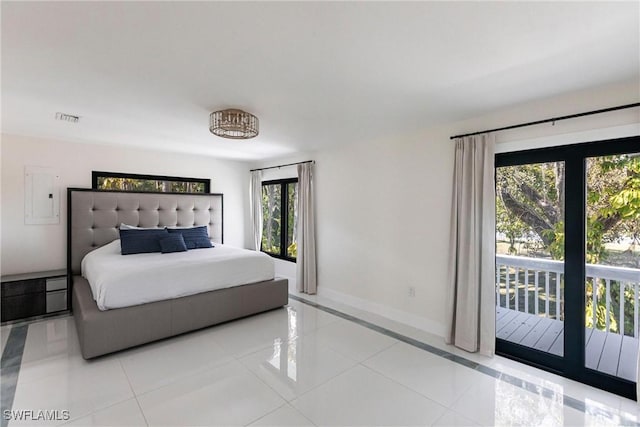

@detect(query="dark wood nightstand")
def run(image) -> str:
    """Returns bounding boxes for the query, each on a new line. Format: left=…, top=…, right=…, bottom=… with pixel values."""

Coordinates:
left=1, top=269, right=68, bottom=323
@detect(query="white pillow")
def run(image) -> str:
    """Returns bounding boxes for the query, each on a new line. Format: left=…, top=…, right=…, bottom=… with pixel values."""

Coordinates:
left=119, top=223, right=162, bottom=230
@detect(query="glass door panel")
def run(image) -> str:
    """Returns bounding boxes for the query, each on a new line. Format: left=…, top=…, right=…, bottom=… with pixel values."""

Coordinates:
left=585, top=154, right=640, bottom=381
left=286, top=182, right=298, bottom=258
left=496, top=162, right=566, bottom=356
left=261, top=183, right=282, bottom=255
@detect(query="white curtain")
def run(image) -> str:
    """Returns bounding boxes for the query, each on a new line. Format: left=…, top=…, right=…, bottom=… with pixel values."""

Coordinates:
left=249, top=170, right=263, bottom=251
left=296, top=163, right=317, bottom=294
left=445, top=133, right=496, bottom=355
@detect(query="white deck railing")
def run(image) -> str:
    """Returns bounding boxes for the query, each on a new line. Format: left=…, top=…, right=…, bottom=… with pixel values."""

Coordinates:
left=496, top=254, right=640, bottom=337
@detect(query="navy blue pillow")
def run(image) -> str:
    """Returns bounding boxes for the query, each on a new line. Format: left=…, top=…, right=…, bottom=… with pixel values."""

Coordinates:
left=167, top=226, right=213, bottom=249
left=159, top=234, right=188, bottom=254
left=119, top=228, right=169, bottom=255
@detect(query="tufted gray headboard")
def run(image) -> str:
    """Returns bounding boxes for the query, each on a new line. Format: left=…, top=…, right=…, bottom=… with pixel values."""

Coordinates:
left=67, top=188, right=223, bottom=276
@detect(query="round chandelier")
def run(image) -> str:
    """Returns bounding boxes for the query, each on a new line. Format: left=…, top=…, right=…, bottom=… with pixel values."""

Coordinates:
left=209, top=109, right=259, bottom=139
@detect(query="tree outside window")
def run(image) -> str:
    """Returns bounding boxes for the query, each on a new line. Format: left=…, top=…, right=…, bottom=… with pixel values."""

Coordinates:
left=93, top=171, right=209, bottom=193
left=262, top=179, right=297, bottom=261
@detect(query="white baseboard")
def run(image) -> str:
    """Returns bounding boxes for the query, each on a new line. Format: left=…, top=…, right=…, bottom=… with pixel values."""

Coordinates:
left=315, top=286, right=446, bottom=338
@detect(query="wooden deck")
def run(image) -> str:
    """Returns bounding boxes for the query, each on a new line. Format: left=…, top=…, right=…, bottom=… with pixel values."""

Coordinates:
left=496, top=307, right=638, bottom=381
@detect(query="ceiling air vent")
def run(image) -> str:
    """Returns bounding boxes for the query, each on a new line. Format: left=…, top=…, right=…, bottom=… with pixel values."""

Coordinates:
left=55, top=112, right=80, bottom=123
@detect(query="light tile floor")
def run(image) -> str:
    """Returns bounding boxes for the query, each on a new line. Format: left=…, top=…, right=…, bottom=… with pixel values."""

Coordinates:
left=1, top=295, right=639, bottom=426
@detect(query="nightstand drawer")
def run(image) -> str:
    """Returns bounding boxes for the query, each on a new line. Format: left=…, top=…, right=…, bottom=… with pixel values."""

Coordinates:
left=46, top=290, right=67, bottom=313
left=1, top=293, right=46, bottom=322
left=46, top=277, right=67, bottom=291
left=1, top=279, right=46, bottom=297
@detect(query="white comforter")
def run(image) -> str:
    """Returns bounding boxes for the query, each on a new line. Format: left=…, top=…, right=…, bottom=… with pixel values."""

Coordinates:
left=81, top=240, right=275, bottom=311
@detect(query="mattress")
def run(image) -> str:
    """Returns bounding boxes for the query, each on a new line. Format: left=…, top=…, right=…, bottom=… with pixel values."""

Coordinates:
left=81, top=240, right=275, bottom=310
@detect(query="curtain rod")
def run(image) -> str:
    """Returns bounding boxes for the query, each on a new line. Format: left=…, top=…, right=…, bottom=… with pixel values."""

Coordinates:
left=250, top=160, right=315, bottom=172
left=450, top=102, right=640, bottom=140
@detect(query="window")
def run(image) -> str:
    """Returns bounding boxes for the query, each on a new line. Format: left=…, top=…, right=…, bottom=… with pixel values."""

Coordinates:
left=92, top=171, right=210, bottom=193
left=261, top=178, right=297, bottom=261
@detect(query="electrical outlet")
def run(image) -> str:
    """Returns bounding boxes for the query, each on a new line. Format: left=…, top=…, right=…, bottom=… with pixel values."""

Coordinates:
left=408, top=286, right=416, bottom=297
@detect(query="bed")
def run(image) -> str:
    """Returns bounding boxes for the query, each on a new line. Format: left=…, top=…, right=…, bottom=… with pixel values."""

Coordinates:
left=67, top=188, right=288, bottom=359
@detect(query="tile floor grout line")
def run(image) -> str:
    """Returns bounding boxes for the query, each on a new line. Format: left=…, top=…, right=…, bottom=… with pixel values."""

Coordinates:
left=441, top=372, right=485, bottom=413
left=236, top=315, right=361, bottom=414
left=305, top=324, right=394, bottom=367
left=58, top=394, right=142, bottom=426
left=358, top=350, right=473, bottom=410
left=0, top=324, right=28, bottom=427
left=216, top=351, right=316, bottom=427
left=130, top=357, right=238, bottom=400
left=235, top=352, right=293, bottom=408
left=288, top=403, right=318, bottom=427
left=246, top=309, right=379, bottom=409
left=225, top=332, right=289, bottom=410
left=241, top=402, right=289, bottom=427
left=117, top=358, right=151, bottom=427
left=289, top=293, right=640, bottom=426
left=432, top=405, right=480, bottom=427
left=231, top=342, right=279, bottom=361
left=281, top=354, right=361, bottom=406
left=357, top=362, right=450, bottom=415
left=241, top=401, right=317, bottom=427
left=359, top=341, right=401, bottom=366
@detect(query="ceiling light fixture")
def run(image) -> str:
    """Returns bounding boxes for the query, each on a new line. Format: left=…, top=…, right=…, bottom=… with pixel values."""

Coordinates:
left=209, top=109, right=259, bottom=139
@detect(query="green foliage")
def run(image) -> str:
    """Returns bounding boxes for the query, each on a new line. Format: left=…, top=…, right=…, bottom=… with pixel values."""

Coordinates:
left=497, top=155, right=640, bottom=335
left=590, top=156, right=640, bottom=257
left=585, top=216, right=606, bottom=264
left=287, top=242, right=297, bottom=258
left=585, top=300, right=618, bottom=332
left=585, top=279, right=619, bottom=332
left=261, top=182, right=298, bottom=259
left=287, top=183, right=297, bottom=257
left=497, top=155, right=640, bottom=263
left=261, top=184, right=282, bottom=253
left=543, top=221, right=564, bottom=261
left=496, top=199, right=528, bottom=254
left=97, top=177, right=205, bottom=193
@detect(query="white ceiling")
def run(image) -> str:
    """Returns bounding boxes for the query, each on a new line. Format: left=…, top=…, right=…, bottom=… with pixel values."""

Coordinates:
left=2, top=1, right=638, bottom=161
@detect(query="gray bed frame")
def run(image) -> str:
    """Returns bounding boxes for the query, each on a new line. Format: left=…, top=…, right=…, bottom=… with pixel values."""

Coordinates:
left=67, top=188, right=288, bottom=359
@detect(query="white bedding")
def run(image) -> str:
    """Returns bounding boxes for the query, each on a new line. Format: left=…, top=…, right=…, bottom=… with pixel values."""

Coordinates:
left=81, top=240, right=275, bottom=311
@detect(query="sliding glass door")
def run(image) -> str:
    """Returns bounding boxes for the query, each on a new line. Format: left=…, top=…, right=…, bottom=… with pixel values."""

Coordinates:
left=495, top=136, right=639, bottom=399
left=496, top=162, right=565, bottom=358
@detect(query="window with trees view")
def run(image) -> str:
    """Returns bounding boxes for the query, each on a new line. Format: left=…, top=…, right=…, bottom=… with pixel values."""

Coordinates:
left=92, top=171, right=210, bottom=193
left=261, top=179, right=297, bottom=261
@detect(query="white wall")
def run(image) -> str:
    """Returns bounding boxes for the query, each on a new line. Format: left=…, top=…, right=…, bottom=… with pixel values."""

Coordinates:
left=252, top=79, right=640, bottom=337
left=0, top=134, right=252, bottom=275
